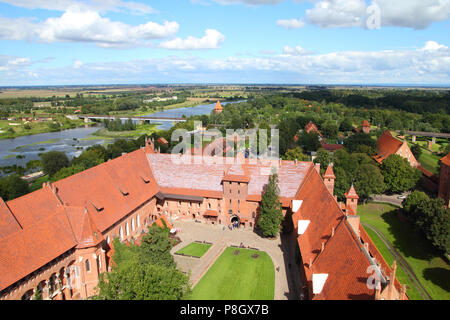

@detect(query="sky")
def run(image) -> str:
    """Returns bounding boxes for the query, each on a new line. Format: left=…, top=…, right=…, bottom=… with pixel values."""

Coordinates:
left=0, top=0, right=449, bottom=86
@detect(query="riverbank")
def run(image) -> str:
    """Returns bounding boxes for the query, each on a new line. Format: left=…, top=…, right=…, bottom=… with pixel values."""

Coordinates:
left=89, top=123, right=158, bottom=140
left=0, top=118, right=91, bottom=141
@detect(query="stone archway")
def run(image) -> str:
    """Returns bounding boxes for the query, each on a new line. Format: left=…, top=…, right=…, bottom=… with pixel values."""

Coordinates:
left=231, top=215, right=240, bottom=228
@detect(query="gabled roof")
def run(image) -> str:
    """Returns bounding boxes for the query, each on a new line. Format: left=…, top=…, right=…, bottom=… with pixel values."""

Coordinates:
left=305, top=121, right=322, bottom=137
left=0, top=198, right=21, bottom=238
left=441, top=153, right=450, bottom=167
left=373, top=131, right=403, bottom=164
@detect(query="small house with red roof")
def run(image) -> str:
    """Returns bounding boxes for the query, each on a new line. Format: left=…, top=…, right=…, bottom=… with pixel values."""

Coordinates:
left=305, top=121, right=322, bottom=137
left=361, top=120, right=371, bottom=134
left=373, top=130, right=419, bottom=168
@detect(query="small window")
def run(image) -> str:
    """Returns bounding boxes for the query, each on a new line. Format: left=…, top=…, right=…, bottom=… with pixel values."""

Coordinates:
left=126, top=222, right=129, bottom=236
left=85, top=259, right=90, bottom=272
left=178, top=201, right=181, bottom=206
left=252, top=212, right=255, bottom=218
left=132, top=218, right=135, bottom=231
left=137, top=214, right=140, bottom=227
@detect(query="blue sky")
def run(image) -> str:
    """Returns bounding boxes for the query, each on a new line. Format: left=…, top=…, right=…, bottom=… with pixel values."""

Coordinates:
left=0, top=0, right=449, bottom=85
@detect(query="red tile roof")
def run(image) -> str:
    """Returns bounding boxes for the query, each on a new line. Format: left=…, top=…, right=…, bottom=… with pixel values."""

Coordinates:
left=323, top=165, right=335, bottom=179
left=214, top=100, right=223, bottom=111
left=362, top=120, right=370, bottom=127
left=0, top=198, right=21, bottom=238
left=441, top=153, right=450, bottom=167
left=291, top=168, right=403, bottom=300
left=320, top=142, right=343, bottom=152
left=305, top=121, right=322, bottom=137
left=373, top=131, right=403, bottom=164
left=345, top=185, right=359, bottom=199
left=204, top=210, right=218, bottom=217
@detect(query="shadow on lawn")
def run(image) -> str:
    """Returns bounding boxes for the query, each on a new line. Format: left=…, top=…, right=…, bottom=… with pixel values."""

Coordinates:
left=380, top=209, right=436, bottom=261
left=423, top=268, right=450, bottom=293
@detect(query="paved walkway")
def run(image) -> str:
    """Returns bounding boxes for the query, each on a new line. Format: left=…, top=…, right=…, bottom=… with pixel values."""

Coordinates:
left=170, top=220, right=302, bottom=300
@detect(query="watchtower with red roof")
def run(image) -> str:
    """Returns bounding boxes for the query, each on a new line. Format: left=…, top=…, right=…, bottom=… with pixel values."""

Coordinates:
left=323, top=164, right=336, bottom=196
left=345, top=185, right=359, bottom=215
left=361, top=120, right=371, bottom=134
left=213, top=100, right=223, bottom=114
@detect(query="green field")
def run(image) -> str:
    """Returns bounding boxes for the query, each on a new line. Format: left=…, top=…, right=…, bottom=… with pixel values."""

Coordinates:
left=358, top=202, right=450, bottom=300
left=175, top=242, right=212, bottom=258
left=190, top=247, right=275, bottom=300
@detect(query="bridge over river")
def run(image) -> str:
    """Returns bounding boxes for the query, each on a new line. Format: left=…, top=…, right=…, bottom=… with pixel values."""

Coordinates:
left=76, top=114, right=187, bottom=124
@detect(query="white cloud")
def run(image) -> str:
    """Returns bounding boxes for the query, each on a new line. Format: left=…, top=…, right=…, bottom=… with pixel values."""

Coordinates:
left=4, top=41, right=449, bottom=85
left=305, top=0, right=450, bottom=29
left=306, top=0, right=366, bottom=28
left=276, top=18, right=306, bottom=29
left=210, top=0, right=283, bottom=4
left=283, top=45, right=309, bottom=55
left=159, top=29, right=225, bottom=50
left=0, top=6, right=179, bottom=47
left=0, top=0, right=156, bottom=15
left=73, top=60, right=83, bottom=69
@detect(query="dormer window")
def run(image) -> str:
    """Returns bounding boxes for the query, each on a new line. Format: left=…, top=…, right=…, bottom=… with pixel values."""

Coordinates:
left=118, top=187, right=129, bottom=196
left=90, top=201, right=104, bottom=212
left=141, top=176, right=150, bottom=184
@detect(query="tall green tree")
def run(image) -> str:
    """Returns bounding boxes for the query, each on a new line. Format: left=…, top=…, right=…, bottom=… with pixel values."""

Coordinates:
left=314, top=148, right=330, bottom=174
left=95, top=261, right=191, bottom=300
left=40, top=151, right=70, bottom=177
left=381, top=154, right=422, bottom=194
left=137, top=224, right=175, bottom=269
left=284, top=146, right=308, bottom=161
left=0, top=174, right=30, bottom=200
left=257, top=172, right=284, bottom=238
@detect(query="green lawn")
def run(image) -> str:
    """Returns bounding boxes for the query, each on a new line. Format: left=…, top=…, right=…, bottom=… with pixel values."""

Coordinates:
left=175, top=242, right=212, bottom=258
left=190, top=247, right=275, bottom=300
left=358, top=203, right=450, bottom=300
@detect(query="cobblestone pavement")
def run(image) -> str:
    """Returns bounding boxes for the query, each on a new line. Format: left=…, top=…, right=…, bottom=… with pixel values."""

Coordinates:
left=170, top=220, right=302, bottom=300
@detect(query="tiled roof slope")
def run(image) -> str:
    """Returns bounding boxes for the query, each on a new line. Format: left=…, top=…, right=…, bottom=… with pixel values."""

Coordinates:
left=441, top=153, right=450, bottom=166
left=312, top=220, right=375, bottom=300
left=0, top=208, right=77, bottom=290
left=373, top=131, right=402, bottom=163
left=292, top=167, right=404, bottom=300
left=147, top=154, right=312, bottom=199
left=0, top=148, right=159, bottom=291
left=0, top=198, right=21, bottom=238
left=54, top=148, right=159, bottom=233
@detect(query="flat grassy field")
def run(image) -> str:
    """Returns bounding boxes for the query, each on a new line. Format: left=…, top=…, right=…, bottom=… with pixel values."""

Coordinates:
left=358, top=202, right=450, bottom=300
left=175, top=242, right=212, bottom=258
left=190, top=247, right=275, bottom=300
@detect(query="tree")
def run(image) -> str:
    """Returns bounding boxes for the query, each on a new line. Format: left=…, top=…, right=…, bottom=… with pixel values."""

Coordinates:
left=137, top=224, right=176, bottom=269
left=298, top=132, right=321, bottom=153
left=411, top=144, right=422, bottom=159
left=353, top=164, right=385, bottom=201
left=41, top=151, right=70, bottom=177
left=344, top=132, right=376, bottom=154
left=314, top=148, right=330, bottom=174
left=284, top=147, right=307, bottom=161
left=0, top=174, right=30, bottom=200
left=339, top=118, right=353, bottom=132
left=257, top=172, right=284, bottom=238
left=381, top=154, right=422, bottom=194
left=321, top=120, right=338, bottom=139
left=95, top=260, right=191, bottom=300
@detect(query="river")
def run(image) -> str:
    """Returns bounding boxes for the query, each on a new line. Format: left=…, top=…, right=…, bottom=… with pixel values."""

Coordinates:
left=0, top=100, right=243, bottom=169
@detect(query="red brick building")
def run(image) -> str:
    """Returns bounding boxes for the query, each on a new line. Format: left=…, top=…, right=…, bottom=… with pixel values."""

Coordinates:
left=305, top=121, right=323, bottom=137
left=438, top=153, right=450, bottom=207
left=373, top=130, right=419, bottom=168
left=361, top=120, right=371, bottom=134
left=0, top=143, right=405, bottom=300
